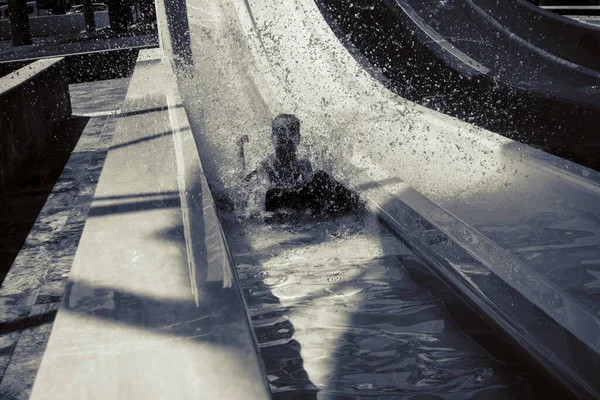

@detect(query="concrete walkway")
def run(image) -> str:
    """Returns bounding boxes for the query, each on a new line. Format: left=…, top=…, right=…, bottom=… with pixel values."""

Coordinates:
left=0, top=77, right=129, bottom=399
left=26, top=50, right=270, bottom=400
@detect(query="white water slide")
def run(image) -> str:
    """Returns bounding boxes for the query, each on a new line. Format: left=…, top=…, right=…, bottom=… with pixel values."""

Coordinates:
left=170, top=0, right=600, bottom=397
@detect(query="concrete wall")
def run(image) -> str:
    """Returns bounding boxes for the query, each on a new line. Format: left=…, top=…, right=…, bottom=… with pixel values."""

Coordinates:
left=473, top=0, right=600, bottom=71
left=28, top=49, right=272, bottom=400
left=0, top=58, right=71, bottom=203
left=0, top=12, right=109, bottom=40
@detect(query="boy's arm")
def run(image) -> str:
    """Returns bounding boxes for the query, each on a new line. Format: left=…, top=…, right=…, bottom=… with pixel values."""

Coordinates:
left=299, top=159, right=313, bottom=181
left=244, top=170, right=258, bottom=182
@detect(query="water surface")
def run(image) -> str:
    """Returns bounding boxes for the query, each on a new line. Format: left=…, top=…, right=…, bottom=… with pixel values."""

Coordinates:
left=221, top=213, right=529, bottom=398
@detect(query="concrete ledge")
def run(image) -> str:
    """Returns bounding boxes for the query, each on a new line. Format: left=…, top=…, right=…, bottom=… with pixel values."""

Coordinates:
left=29, top=49, right=270, bottom=400
left=0, top=12, right=110, bottom=41
left=0, top=57, right=71, bottom=205
left=0, top=78, right=128, bottom=398
left=0, top=48, right=146, bottom=84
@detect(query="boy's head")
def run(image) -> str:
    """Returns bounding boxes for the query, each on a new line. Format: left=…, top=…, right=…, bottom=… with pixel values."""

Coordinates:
left=272, top=114, right=300, bottom=155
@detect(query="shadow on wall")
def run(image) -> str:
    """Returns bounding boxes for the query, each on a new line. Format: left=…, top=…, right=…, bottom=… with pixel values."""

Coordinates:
left=61, top=277, right=251, bottom=351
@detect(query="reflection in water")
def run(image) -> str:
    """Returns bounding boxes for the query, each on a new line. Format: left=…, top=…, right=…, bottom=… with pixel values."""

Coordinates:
left=222, top=213, right=529, bottom=398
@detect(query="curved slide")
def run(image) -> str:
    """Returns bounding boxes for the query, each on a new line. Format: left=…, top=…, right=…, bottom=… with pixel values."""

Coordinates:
left=173, top=0, right=600, bottom=397
left=315, top=0, right=600, bottom=169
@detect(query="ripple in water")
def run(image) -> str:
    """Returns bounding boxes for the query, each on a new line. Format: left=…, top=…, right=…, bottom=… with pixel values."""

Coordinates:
left=222, top=214, right=531, bottom=399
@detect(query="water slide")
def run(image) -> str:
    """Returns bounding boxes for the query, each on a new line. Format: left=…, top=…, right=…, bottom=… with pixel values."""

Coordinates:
left=316, top=0, right=600, bottom=168
left=165, top=0, right=600, bottom=397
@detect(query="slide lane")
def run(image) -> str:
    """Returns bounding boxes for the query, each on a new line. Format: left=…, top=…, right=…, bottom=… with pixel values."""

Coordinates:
left=178, top=0, right=600, bottom=397
left=222, top=214, right=529, bottom=398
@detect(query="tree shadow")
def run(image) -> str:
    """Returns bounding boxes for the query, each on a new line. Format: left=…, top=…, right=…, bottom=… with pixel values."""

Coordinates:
left=219, top=215, right=328, bottom=398
left=61, top=278, right=255, bottom=350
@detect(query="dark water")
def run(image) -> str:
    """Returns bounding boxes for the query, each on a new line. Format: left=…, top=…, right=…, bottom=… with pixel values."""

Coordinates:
left=222, top=213, right=531, bottom=398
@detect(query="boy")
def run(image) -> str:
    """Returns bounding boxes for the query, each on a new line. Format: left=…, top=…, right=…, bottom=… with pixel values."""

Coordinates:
left=244, top=114, right=360, bottom=217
